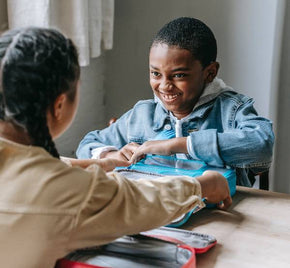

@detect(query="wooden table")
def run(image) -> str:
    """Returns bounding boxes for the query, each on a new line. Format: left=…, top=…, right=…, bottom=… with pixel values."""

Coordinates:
left=183, top=186, right=290, bottom=268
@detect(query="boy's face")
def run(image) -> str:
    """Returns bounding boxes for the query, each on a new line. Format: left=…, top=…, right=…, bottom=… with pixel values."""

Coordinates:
left=149, top=43, right=214, bottom=119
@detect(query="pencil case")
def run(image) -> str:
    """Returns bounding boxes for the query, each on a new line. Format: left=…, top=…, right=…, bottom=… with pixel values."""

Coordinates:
left=55, top=226, right=217, bottom=268
left=115, top=154, right=236, bottom=227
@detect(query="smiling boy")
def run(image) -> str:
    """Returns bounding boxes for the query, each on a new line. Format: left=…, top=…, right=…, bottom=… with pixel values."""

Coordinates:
left=77, top=17, right=274, bottom=186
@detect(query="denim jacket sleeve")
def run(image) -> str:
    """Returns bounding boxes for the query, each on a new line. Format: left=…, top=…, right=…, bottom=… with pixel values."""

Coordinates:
left=187, top=93, right=274, bottom=169
left=76, top=110, right=132, bottom=159
left=76, top=100, right=162, bottom=159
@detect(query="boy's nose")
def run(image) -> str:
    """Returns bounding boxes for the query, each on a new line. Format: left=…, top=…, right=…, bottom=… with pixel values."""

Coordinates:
left=159, top=79, right=173, bottom=91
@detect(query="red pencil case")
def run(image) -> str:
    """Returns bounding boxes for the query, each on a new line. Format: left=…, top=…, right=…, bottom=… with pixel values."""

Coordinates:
left=55, top=227, right=216, bottom=268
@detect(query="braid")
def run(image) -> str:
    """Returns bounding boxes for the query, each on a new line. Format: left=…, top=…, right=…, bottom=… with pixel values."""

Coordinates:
left=0, top=92, right=4, bottom=120
left=0, top=27, right=79, bottom=158
left=0, top=29, right=18, bottom=120
left=25, top=111, right=60, bottom=158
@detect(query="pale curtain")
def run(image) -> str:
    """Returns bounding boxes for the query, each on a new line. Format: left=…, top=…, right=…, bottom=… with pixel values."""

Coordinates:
left=4, top=0, right=114, bottom=66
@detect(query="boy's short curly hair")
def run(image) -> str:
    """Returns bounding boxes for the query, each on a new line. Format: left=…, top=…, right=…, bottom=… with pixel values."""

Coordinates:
left=151, top=17, right=217, bottom=68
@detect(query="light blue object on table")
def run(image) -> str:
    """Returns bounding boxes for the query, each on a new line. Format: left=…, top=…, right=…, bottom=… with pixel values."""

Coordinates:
left=115, top=154, right=236, bottom=227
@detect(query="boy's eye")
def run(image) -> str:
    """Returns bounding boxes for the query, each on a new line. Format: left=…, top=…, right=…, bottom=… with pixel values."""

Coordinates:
left=151, top=71, right=161, bottom=77
left=173, top=73, right=186, bottom=78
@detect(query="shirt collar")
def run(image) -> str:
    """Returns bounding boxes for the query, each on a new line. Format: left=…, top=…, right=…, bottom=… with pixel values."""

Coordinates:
left=194, top=77, right=234, bottom=110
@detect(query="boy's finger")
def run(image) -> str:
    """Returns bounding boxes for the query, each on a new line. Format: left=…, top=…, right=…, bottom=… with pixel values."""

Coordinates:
left=121, top=149, right=134, bottom=161
left=130, top=151, right=144, bottom=163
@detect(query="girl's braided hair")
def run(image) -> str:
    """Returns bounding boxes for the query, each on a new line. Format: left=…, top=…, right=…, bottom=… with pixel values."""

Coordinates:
left=0, top=27, right=80, bottom=158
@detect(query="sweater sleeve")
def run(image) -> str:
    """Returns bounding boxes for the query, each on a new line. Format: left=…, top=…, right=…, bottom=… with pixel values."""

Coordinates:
left=67, top=164, right=204, bottom=250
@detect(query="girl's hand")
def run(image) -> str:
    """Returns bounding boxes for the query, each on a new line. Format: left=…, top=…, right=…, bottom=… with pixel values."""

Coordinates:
left=60, top=157, right=129, bottom=171
left=196, top=170, right=232, bottom=210
left=97, top=158, right=130, bottom=172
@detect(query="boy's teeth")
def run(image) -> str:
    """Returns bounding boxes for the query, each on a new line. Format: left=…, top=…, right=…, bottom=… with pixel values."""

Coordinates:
left=162, top=94, right=178, bottom=100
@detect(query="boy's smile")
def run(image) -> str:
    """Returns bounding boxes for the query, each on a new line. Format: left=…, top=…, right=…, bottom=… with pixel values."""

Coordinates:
left=149, top=43, right=209, bottom=119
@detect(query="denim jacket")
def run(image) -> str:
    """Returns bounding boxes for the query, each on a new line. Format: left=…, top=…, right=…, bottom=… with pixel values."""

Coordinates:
left=77, top=78, right=274, bottom=186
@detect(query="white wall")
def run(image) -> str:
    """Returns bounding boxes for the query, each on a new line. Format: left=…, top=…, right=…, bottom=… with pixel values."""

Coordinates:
left=105, top=0, right=281, bottom=120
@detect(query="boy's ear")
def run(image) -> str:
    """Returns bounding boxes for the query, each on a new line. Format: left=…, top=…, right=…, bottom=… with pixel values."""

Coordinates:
left=53, top=93, right=66, bottom=121
left=204, top=62, right=219, bottom=83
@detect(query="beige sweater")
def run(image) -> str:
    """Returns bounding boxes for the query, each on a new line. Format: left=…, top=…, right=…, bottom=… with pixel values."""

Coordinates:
left=0, top=137, right=204, bottom=268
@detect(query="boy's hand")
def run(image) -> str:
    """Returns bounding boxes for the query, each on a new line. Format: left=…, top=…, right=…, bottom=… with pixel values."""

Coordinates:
left=105, top=142, right=140, bottom=161
left=130, top=140, right=172, bottom=163
left=130, top=138, right=187, bottom=163
left=196, top=170, right=232, bottom=210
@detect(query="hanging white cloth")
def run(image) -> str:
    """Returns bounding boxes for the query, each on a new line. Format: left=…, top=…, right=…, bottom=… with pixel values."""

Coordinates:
left=6, top=0, right=114, bottom=66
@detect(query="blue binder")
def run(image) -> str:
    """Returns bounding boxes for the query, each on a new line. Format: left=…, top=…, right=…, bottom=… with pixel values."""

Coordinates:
left=116, top=155, right=236, bottom=227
